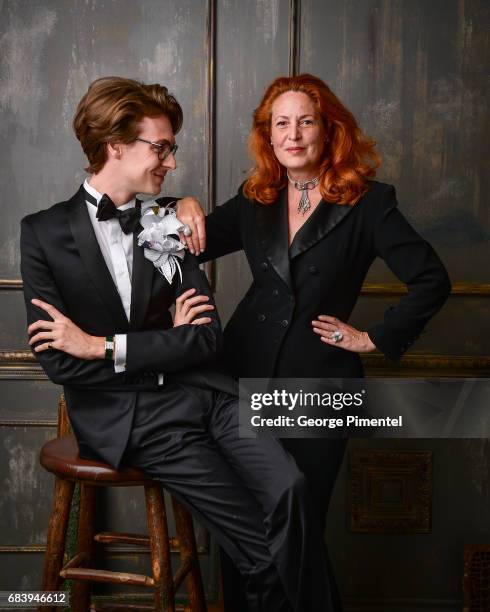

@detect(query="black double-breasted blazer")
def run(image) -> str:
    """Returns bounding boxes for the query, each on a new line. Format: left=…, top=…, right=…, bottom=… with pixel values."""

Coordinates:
left=21, top=186, right=232, bottom=468
left=199, top=181, right=451, bottom=378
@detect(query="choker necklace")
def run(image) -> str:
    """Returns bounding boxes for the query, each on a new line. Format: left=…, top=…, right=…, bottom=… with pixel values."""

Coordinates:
left=287, top=172, right=320, bottom=215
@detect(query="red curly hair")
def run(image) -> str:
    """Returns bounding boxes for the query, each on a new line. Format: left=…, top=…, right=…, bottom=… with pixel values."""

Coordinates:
left=243, top=74, right=381, bottom=205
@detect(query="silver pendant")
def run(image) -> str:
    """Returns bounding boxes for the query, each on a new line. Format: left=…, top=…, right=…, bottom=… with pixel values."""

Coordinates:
left=287, top=172, right=320, bottom=216
left=297, top=189, right=311, bottom=215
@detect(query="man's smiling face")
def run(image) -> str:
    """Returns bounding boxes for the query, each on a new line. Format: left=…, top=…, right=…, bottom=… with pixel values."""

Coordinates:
left=119, top=114, right=177, bottom=196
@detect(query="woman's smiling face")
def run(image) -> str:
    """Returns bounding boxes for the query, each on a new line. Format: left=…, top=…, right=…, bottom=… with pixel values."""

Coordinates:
left=270, top=90, right=326, bottom=178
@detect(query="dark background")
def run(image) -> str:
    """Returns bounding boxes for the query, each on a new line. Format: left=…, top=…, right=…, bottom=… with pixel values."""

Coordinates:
left=0, top=1, right=488, bottom=610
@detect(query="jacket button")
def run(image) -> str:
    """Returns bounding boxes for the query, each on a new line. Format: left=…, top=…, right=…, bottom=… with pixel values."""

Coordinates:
left=272, top=289, right=279, bottom=297
left=281, top=319, right=289, bottom=327
left=258, top=314, right=266, bottom=322
left=260, top=261, right=269, bottom=271
left=309, top=265, right=319, bottom=275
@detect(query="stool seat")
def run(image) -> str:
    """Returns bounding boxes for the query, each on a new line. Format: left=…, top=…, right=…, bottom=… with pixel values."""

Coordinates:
left=40, top=434, right=152, bottom=485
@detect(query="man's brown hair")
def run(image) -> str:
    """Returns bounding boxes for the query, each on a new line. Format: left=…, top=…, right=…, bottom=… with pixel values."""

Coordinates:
left=73, top=76, right=183, bottom=174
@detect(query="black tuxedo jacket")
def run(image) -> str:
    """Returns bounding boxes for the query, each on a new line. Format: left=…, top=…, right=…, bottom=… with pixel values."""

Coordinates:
left=199, top=181, right=452, bottom=378
left=21, top=186, right=234, bottom=468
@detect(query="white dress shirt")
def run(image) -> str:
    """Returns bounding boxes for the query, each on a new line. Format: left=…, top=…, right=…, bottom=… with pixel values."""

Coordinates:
left=83, top=179, right=135, bottom=376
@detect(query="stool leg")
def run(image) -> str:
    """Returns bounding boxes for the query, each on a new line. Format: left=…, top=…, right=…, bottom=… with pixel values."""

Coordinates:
left=41, top=477, right=75, bottom=611
left=72, top=484, right=96, bottom=612
left=172, top=497, right=206, bottom=612
left=145, top=484, right=175, bottom=612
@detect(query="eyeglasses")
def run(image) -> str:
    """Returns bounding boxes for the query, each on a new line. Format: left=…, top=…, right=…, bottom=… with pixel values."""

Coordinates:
left=135, top=138, right=178, bottom=161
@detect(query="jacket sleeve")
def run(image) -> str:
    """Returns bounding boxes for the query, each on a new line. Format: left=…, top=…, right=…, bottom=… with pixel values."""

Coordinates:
left=367, top=185, right=452, bottom=362
left=197, top=187, right=244, bottom=263
left=125, top=253, right=222, bottom=374
left=20, top=216, right=125, bottom=387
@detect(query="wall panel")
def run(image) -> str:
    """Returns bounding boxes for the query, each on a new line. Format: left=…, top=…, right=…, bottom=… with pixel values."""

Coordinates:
left=214, top=0, right=291, bottom=321
left=300, top=0, right=490, bottom=358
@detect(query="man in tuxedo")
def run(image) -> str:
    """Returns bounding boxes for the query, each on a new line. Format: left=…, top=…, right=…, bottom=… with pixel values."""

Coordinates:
left=20, top=77, right=336, bottom=611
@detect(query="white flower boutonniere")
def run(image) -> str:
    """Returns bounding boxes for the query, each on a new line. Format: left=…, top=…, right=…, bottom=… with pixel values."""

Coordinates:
left=137, top=202, right=186, bottom=284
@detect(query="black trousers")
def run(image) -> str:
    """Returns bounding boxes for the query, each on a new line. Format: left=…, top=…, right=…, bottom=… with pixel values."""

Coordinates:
left=220, top=437, right=347, bottom=612
left=119, top=383, right=335, bottom=612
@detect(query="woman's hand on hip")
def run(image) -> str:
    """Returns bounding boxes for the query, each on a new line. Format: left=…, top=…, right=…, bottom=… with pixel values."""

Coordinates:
left=174, top=288, right=215, bottom=327
left=176, top=197, right=206, bottom=255
left=28, top=299, right=105, bottom=359
left=311, top=315, right=376, bottom=353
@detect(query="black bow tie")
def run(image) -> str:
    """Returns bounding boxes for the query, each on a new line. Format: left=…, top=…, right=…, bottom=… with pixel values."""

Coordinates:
left=84, top=189, right=142, bottom=234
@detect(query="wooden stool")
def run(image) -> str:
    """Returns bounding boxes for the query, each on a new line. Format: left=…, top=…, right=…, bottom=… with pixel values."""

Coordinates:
left=39, top=397, right=206, bottom=612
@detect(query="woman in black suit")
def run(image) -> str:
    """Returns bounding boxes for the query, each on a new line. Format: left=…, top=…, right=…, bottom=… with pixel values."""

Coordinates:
left=177, top=73, right=451, bottom=611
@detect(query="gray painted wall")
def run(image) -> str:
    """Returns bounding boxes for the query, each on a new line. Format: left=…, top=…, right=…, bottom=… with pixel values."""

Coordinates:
left=0, top=1, right=488, bottom=609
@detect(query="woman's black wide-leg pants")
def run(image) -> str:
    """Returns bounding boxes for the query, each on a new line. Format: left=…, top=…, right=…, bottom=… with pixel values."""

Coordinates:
left=220, top=436, right=347, bottom=612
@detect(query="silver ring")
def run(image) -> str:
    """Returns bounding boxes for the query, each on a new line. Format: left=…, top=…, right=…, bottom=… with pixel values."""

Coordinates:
left=48, top=343, right=53, bottom=349
left=182, top=225, right=192, bottom=237
left=332, top=330, right=343, bottom=343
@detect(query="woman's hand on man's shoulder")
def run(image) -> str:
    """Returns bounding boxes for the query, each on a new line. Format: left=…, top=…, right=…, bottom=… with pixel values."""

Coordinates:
left=176, top=197, right=206, bottom=255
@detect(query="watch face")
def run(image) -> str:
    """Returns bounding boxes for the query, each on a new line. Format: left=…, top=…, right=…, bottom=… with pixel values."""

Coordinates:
left=104, top=337, right=115, bottom=359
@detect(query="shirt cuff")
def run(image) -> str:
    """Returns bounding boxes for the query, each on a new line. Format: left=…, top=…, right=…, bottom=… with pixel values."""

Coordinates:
left=114, top=334, right=127, bottom=373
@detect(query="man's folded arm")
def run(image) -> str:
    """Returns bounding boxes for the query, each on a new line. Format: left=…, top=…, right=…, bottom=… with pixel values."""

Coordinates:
left=22, top=217, right=222, bottom=382
left=125, top=254, right=223, bottom=374
left=21, top=217, right=124, bottom=387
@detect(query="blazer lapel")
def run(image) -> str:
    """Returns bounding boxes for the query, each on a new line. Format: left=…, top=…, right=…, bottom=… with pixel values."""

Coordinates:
left=255, top=188, right=292, bottom=290
left=129, top=228, right=154, bottom=330
left=68, top=187, right=129, bottom=331
left=289, top=200, right=354, bottom=260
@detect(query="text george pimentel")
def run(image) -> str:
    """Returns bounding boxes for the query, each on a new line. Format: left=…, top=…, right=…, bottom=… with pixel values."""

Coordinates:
left=248, top=390, right=403, bottom=429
